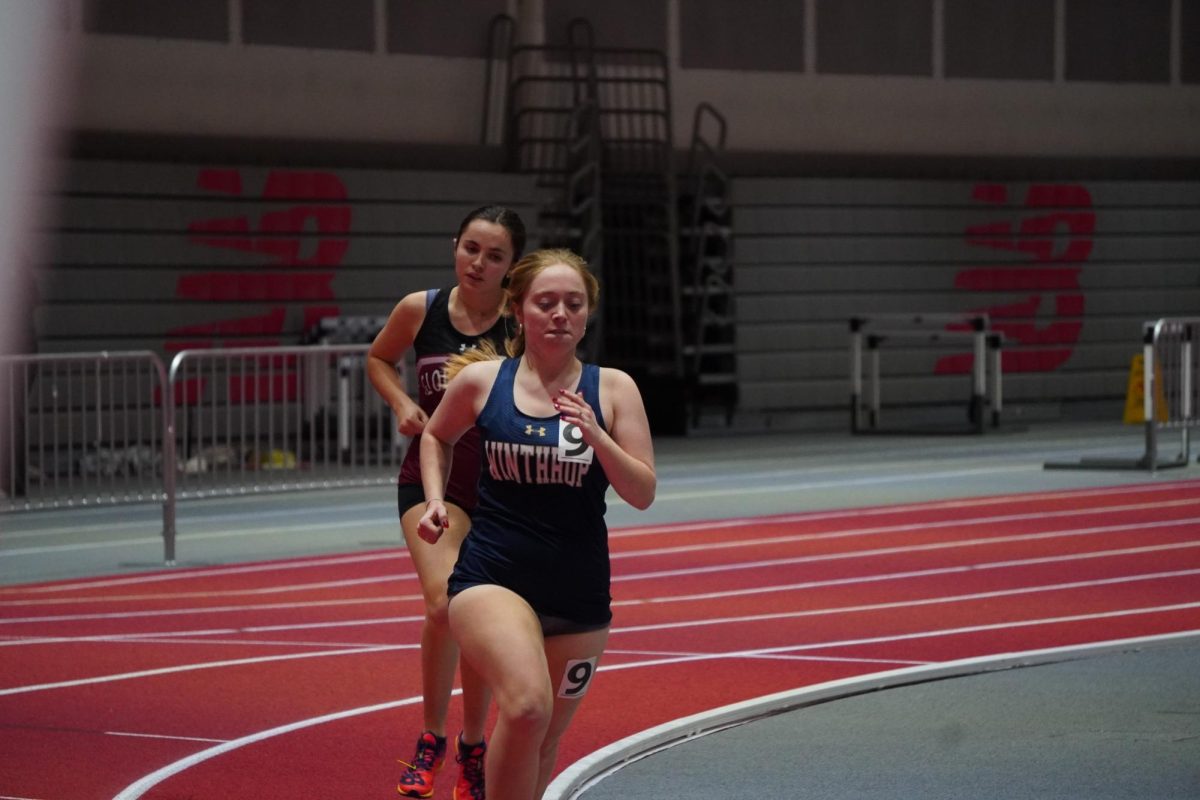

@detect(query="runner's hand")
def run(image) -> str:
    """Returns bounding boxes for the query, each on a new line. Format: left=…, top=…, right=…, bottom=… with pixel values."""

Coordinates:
left=417, top=499, right=449, bottom=543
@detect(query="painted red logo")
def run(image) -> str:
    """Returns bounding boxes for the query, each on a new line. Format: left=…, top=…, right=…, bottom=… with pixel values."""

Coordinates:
left=937, top=183, right=1094, bottom=374
left=168, top=169, right=350, bottom=402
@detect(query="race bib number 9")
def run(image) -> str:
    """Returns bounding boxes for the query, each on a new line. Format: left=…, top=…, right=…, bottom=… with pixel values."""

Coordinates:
left=557, top=657, right=598, bottom=698
left=558, top=421, right=594, bottom=464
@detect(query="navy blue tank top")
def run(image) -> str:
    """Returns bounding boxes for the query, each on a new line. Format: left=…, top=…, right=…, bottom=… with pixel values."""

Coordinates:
left=397, top=287, right=508, bottom=509
left=449, top=357, right=613, bottom=625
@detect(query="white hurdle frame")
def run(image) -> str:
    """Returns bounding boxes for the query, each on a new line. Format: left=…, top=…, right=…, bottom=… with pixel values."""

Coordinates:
left=849, top=313, right=1003, bottom=434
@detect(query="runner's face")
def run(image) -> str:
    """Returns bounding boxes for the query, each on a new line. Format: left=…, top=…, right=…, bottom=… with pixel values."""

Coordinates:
left=518, top=263, right=589, bottom=350
left=454, top=220, right=514, bottom=291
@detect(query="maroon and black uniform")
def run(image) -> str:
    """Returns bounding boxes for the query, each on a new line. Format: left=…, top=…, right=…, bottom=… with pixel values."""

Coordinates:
left=396, top=287, right=508, bottom=513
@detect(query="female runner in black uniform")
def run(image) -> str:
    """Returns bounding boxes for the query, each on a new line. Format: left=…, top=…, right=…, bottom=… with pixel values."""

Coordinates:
left=418, top=249, right=656, bottom=800
left=367, top=205, right=525, bottom=799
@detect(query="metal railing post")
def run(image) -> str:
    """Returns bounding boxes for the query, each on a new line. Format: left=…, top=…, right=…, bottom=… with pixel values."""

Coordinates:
left=1143, top=322, right=1157, bottom=471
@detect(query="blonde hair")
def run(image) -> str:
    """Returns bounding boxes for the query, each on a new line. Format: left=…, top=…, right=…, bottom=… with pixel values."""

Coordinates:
left=443, top=248, right=599, bottom=381
left=444, top=338, right=502, bottom=382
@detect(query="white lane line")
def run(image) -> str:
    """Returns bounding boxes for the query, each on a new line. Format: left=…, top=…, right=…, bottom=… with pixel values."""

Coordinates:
left=6, top=473, right=1194, bottom=561
left=0, top=552, right=408, bottom=595
left=0, top=462, right=1038, bottom=544
left=105, top=614, right=1200, bottom=800
left=110, top=693, right=429, bottom=800
left=0, top=574, right=415, bottom=607
left=545, top=629, right=1200, bottom=800
left=6, top=479, right=1197, bottom=597
left=611, top=570, right=1200, bottom=635
left=0, top=644, right=404, bottom=697
left=7, top=570, right=1196, bottom=697
left=1, top=544, right=1190, bottom=648
left=7, top=496, right=1194, bottom=608
left=5, top=504, right=1196, bottom=619
left=610, top=603, right=1200, bottom=665
left=613, top=497, right=1200, bottom=560
left=4, top=525, right=1197, bottom=632
left=7, top=538, right=1196, bottom=647
left=2, top=635, right=419, bottom=650
left=613, top=539, right=1200, bottom=605
left=609, top=478, right=1200, bottom=539
left=106, top=731, right=228, bottom=744
left=603, top=648, right=929, bottom=667
left=614, top=515, right=1200, bottom=581
left=0, top=595, right=412, bottom=626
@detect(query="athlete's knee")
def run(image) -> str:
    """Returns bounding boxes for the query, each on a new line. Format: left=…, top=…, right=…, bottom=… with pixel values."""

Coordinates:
left=498, top=684, right=553, bottom=736
left=424, top=592, right=451, bottom=628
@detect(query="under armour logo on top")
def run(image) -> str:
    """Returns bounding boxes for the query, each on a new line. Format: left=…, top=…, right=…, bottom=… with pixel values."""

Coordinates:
left=525, top=425, right=546, bottom=437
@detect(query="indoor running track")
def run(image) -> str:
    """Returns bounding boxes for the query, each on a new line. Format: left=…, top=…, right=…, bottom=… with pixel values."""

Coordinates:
left=2, top=479, right=1200, bottom=800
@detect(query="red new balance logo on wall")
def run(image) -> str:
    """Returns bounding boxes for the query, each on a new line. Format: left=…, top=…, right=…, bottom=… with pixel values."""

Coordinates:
left=170, top=168, right=349, bottom=349
left=937, top=183, right=1094, bottom=374
left=167, top=168, right=351, bottom=402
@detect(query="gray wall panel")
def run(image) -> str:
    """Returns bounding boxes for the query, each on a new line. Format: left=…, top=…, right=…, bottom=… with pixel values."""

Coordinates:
left=56, top=199, right=539, bottom=235
left=39, top=267, right=452, bottom=302
left=61, top=162, right=546, bottom=203
left=242, top=0, right=374, bottom=52
left=1185, top=0, right=1200, bottom=84
left=735, top=291, right=1198, bottom=321
left=679, top=0, right=806, bottom=72
left=737, top=263, right=1200, bottom=293
left=386, top=0, right=507, bottom=57
left=735, top=235, right=1200, bottom=264
left=1064, top=0, right=1171, bottom=83
left=83, top=0, right=229, bottom=42
left=816, top=0, right=933, bottom=76
left=37, top=302, right=399, bottom=338
left=736, top=207, right=1200, bottom=235
left=45, top=233, right=452, bottom=267
left=544, top=0, right=667, bottom=52
left=734, top=180, right=1200, bottom=207
left=944, top=0, right=1054, bottom=81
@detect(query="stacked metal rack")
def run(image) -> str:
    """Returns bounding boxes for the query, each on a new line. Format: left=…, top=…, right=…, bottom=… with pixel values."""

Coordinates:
left=484, top=15, right=734, bottom=432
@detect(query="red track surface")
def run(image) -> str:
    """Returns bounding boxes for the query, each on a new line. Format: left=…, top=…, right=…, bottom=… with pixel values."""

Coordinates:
left=3, top=481, right=1200, bottom=799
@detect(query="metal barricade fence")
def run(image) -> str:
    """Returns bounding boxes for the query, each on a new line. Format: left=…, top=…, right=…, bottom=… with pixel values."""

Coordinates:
left=1, top=350, right=175, bottom=535
left=2, top=346, right=407, bottom=565
left=1045, top=316, right=1200, bottom=472
left=168, top=344, right=405, bottom=498
left=1146, top=317, right=1199, bottom=467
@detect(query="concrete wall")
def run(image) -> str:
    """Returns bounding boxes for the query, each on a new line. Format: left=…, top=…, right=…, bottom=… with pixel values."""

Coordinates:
left=58, top=0, right=1200, bottom=159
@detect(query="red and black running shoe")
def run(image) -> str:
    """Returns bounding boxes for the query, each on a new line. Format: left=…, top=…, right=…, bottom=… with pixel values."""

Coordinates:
left=397, top=730, right=447, bottom=798
left=453, top=734, right=487, bottom=800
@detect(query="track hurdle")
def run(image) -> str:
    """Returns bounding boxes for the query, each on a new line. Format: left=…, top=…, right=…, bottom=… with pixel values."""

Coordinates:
left=1046, top=317, right=1199, bottom=472
left=850, top=313, right=1003, bottom=434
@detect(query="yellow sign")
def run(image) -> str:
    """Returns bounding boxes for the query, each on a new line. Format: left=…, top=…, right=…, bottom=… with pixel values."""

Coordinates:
left=1123, top=353, right=1169, bottom=424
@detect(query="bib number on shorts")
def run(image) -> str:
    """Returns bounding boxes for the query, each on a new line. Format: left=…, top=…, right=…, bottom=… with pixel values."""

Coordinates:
left=557, top=657, right=598, bottom=698
left=558, top=422, right=594, bottom=464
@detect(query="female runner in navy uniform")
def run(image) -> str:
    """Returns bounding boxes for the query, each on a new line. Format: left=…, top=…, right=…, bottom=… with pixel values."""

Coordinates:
left=367, top=205, right=526, bottom=799
left=418, top=249, right=656, bottom=800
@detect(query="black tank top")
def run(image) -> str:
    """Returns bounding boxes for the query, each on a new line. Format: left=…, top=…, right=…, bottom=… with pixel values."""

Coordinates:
left=396, top=287, right=508, bottom=510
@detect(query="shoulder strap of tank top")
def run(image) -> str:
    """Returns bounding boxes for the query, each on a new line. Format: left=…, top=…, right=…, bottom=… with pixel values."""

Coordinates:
left=580, top=363, right=606, bottom=429
left=424, top=287, right=441, bottom=311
